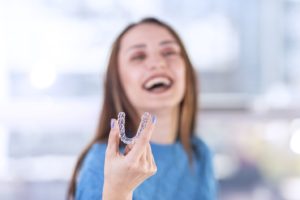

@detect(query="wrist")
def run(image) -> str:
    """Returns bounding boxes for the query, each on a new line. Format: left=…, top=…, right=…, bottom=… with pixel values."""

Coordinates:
left=103, top=182, right=133, bottom=200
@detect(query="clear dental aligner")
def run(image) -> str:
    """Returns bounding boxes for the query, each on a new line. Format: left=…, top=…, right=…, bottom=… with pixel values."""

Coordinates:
left=117, top=112, right=150, bottom=144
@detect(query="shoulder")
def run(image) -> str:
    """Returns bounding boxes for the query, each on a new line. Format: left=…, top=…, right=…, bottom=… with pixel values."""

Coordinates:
left=191, top=136, right=217, bottom=198
left=191, top=136, right=212, bottom=160
left=84, top=143, right=107, bottom=165
left=78, top=143, right=107, bottom=184
left=76, top=143, right=107, bottom=199
left=80, top=142, right=107, bottom=173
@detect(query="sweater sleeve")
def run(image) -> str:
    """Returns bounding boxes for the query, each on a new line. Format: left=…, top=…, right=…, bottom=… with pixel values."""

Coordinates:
left=75, top=143, right=107, bottom=200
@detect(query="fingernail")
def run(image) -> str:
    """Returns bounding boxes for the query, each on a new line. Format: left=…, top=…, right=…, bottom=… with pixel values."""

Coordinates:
left=151, top=115, right=157, bottom=124
left=110, top=119, right=115, bottom=128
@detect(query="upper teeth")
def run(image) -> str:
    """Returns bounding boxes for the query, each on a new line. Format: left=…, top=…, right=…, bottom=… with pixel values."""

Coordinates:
left=144, top=77, right=171, bottom=89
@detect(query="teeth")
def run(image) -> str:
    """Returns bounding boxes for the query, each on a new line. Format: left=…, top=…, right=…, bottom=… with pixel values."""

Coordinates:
left=144, top=77, right=171, bottom=89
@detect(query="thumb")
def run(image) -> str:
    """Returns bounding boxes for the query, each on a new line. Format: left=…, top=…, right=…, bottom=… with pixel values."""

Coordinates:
left=106, top=119, right=120, bottom=156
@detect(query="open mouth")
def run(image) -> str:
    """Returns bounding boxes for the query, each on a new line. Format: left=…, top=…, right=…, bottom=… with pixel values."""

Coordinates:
left=143, top=76, right=173, bottom=93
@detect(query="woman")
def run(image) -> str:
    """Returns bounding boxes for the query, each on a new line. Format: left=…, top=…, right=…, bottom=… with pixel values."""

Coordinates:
left=68, top=17, right=216, bottom=200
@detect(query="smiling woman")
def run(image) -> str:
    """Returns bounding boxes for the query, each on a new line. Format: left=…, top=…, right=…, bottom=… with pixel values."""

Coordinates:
left=67, top=17, right=216, bottom=200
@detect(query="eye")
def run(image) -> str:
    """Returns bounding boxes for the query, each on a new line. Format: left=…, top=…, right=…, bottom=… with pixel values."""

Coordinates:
left=162, top=51, right=177, bottom=57
left=162, top=48, right=180, bottom=57
left=130, top=53, right=146, bottom=61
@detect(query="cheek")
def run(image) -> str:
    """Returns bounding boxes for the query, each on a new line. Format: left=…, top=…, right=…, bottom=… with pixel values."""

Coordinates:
left=174, top=64, right=187, bottom=101
left=171, top=60, right=186, bottom=86
left=178, top=67, right=186, bottom=91
left=177, top=67, right=187, bottom=102
left=119, top=66, right=142, bottom=96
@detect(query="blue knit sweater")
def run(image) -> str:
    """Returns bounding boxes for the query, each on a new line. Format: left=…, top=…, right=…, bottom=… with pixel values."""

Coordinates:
left=76, top=137, right=217, bottom=200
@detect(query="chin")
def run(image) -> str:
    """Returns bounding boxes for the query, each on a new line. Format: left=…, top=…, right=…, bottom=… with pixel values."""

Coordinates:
left=139, top=100, right=181, bottom=112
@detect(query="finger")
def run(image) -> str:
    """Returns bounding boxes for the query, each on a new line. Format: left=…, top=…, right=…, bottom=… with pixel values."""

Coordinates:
left=146, top=144, right=156, bottom=169
left=151, top=156, right=157, bottom=175
left=144, top=144, right=157, bottom=174
left=150, top=149, right=157, bottom=170
left=106, top=119, right=120, bottom=156
left=139, top=143, right=150, bottom=167
left=145, top=143, right=152, bottom=163
left=140, top=143, right=148, bottom=163
left=128, top=114, right=156, bottom=160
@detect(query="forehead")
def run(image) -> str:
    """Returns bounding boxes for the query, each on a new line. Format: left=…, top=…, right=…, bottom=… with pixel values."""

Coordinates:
left=120, top=23, right=177, bottom=51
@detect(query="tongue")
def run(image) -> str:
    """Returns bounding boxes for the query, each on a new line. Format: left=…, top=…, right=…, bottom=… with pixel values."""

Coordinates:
left=149, top=85, right=169, bottom=93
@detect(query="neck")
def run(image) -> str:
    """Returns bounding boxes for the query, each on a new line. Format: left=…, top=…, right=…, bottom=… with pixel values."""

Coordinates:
left=144, top=107, right=179, bottom=144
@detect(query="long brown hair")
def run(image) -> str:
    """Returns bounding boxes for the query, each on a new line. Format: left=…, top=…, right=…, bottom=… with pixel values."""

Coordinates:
left=67, top=17, right=198, bottom=199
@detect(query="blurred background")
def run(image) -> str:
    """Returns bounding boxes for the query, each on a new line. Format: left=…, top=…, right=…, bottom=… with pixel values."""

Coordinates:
left=1, top=0, right=300, bottom=199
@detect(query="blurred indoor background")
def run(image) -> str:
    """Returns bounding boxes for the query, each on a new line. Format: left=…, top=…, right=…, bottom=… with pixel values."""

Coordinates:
left=1, top=0, right=300, bottom=199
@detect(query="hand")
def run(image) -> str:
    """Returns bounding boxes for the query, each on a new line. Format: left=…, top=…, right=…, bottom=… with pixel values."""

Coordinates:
left=103, top=114, right=157, bottom=200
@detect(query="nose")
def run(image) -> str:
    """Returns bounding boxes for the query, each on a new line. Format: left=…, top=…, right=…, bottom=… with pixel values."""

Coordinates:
left=147, top=54, right=166, bottom=70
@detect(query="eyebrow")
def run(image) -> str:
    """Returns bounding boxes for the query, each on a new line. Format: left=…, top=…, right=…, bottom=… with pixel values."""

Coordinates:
left=159, top=40, right=178, bottom=46
left=126, top=40, right=178, bottom=52
left=126, top=44, right=146, bottom=52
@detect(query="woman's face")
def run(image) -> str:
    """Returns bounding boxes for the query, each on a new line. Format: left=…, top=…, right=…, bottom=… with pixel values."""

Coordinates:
left=118, top=23, right=186, bottom=113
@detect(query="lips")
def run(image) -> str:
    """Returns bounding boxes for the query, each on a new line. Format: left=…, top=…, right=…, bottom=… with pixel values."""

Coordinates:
left=142, top=75, right=173, bottom=93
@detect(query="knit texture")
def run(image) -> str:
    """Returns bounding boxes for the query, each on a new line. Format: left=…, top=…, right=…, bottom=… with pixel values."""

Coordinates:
left=75, top=136, right=217, bottom=200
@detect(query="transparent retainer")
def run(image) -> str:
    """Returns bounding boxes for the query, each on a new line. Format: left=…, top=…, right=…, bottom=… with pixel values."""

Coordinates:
left=117, top=112, right=150, bottom=144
